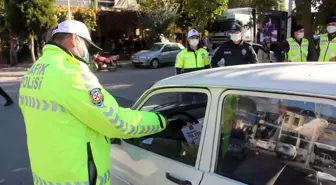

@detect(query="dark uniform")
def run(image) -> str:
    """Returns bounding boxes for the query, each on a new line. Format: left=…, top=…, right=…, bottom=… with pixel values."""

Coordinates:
left=211, top=40, right=258, bottom=67
left=211, top=22, right=258, bottom=67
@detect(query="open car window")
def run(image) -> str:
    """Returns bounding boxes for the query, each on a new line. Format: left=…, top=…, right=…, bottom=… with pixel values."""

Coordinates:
left=215, top=93, right=336, bottom=185
left=125, top=91, right=209, bottom=167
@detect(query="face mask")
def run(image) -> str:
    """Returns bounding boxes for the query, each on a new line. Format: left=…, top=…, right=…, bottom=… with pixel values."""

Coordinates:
left=297, top=32, right=304, bottom=39
left=230, top=33, right=241, bottom=42
left=327, top=26, right=336, bottom=34
left=189, top=39, right=199, bottom=46
left=76, top=37, right=90, bottom=63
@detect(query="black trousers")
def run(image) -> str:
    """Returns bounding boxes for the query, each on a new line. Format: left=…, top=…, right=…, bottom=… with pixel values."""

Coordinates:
left=0, top=86, right=13, bottom=102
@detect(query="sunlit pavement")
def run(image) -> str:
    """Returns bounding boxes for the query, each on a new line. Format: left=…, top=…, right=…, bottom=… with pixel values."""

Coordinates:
left=0, top=65, right=174, bottom=184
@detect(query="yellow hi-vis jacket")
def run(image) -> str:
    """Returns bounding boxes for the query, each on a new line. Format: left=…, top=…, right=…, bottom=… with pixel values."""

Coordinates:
left=319, top=34, right=336, bottom=62
left=175, top=47, right=210, bottom=74
left=286, top=37, right=309, bottom=62
left=19, top=44, right=166, bottom=185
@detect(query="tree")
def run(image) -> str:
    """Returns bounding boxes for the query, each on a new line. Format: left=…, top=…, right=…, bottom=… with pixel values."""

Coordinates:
left=55, top=6, right=98, bottom=31
left=176, top=0, right=228, bottom=30
left=138, top=0, right=180, bottom=42
left=228, top=0, right=286, bottom=12
left=4, top=0, right=57, bottom=63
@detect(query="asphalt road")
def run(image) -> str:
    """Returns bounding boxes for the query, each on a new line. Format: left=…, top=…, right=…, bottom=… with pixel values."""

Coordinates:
left=0, top=65, right=175, bottom=184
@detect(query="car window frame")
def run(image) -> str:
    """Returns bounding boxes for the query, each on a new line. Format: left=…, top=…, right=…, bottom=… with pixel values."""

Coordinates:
left=171, top=44, right=181, bottom=51
left=129, top=87, right=212, bottom=168
left=211, top=89, right=336, bottom=174
left=161, top=44, right=172, bottom=52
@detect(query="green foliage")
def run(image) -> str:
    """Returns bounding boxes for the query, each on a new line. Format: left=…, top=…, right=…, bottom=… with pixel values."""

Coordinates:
left=0, top=0, right=6, bottom=35
left=138, top=0, right=179, bottom=41
left=228, top=0, right=286, bottom=11
left=55, top=6, right=97, bottom=31
left=5, top=0, right=57, bottom=37
left=177, top=0, right=228, bottom=30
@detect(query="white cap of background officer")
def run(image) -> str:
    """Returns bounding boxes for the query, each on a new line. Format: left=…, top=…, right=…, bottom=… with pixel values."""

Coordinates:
left=187, top=29, right=200, bottom=47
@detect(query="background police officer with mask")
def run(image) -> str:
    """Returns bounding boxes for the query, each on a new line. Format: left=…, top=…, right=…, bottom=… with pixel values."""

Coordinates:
left=211, top=21, right=258, bottom=67
left=318, top=16, right=336, bottom=62
left=275, top=24, right=311, bottom=62
left=175, top=29, right=210, bottom=74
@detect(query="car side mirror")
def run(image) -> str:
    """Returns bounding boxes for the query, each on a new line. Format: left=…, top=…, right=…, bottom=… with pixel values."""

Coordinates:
left=111, top=138, right=121, bottom=145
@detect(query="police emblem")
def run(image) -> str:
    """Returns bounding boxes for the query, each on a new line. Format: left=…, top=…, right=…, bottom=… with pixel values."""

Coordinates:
left=89, top=88, right=104, bottom=106
left=202, top=53, right=205, bottom=59
left=242, top=49, right=247, bottom=56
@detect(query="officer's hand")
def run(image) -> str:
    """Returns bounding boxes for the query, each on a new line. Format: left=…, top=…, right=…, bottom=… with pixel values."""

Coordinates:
left=329, top=57, right=336, bottom=62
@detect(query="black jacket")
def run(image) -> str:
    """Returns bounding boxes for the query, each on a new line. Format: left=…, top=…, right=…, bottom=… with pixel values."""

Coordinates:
left=211, top=40, right=258, bottom=68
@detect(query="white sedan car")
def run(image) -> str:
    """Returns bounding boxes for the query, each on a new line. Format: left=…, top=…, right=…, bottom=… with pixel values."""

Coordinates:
left=110, top=63, right=336, bottom=185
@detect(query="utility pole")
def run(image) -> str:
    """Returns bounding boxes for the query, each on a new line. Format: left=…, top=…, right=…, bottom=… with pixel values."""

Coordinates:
left=94, top=0, right=98, bottom=11
left=287, top=0, right=293, bottom=39
left=67, top=0, right=71, bottom=20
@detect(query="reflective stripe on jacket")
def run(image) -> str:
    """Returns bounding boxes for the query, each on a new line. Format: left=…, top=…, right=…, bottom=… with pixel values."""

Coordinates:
left=319, top=34, right=336, bottom=62
left=19, top=43, right=166, bottom=184
left=287, top=37, right=309, bottom=62
left=175, top=47, right=210, bottom=74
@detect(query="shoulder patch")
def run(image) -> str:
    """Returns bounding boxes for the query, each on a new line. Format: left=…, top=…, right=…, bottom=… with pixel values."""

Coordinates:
left=89, top=88, right=104, bottom=107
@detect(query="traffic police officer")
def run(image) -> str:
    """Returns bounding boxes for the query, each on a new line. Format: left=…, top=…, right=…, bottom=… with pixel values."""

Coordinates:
left=211, top=21, right=258, bottom=67
left=318, top=16, right=336, bottom=62
left=275, top=24, right=311, bottom=62
left=19, top=20, right=167, bottom=185
left=175, top=29, right=210, bottom=74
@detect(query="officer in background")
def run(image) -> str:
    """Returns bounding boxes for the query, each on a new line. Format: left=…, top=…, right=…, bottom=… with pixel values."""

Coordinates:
left=318, top=16, right=336, bottom=62
left=19, top=20, right=167, bottom=184
left=175, top=29, right=210, bottom=74
left=275, top=24, right=311, bottom=62
left=257, top=36, right=275, bottom=63
left=211, top=21, right=258, bottom=67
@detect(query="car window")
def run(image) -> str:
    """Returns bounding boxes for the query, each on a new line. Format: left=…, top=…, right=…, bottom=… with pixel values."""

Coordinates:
left=150, top=43, right=165, bottom=51
left=162, top=45, right=172, bottom=52
left=171, top=44, right=181, bottom=51
left=125, top=91, right=208, bottom=167
left=215, top=94, right=336, bottom=185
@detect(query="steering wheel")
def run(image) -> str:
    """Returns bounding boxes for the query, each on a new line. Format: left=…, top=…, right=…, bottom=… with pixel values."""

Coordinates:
left=167, top=111, right=199, bottom=124
left=163, top=112, right=200, bottom=141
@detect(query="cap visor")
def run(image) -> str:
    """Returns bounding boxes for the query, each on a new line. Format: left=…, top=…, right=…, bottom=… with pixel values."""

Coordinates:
left=88, top=40, right=102, bottom=51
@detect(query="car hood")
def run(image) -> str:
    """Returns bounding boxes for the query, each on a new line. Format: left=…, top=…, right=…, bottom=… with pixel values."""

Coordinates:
left=135, top=50, right=159, bottom=57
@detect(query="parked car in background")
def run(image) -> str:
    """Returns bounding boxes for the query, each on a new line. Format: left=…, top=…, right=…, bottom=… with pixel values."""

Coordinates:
left=275, top=143, right=297, bottom=160
left=315, top=153, right=335, bottom=168
left=131, top=42, right=184, bottom=69
left=254, top=139, right=277, bottom=151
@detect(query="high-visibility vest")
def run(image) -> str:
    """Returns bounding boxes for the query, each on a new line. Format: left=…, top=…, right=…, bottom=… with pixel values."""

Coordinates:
left=318, top=34, right=336, bottom=62
left=19, top=44, right=166, bottom=185
left=287, top=37, right=309, bottom=62
left=175, top=47, right=210, bottom=73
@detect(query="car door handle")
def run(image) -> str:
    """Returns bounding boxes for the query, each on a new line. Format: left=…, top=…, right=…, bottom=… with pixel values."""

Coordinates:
left=165, top=173, right=192, bottom=185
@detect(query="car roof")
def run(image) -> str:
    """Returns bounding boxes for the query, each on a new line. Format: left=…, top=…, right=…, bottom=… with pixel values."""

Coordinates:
left=152, top=62, right=336, bottom=98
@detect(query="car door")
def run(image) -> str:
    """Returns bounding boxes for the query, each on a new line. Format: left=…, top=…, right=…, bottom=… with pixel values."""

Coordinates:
left=200, top=90, right=336, bottom=185
left=110, top=88, right=212, bottom=185
left=158, top=44, right=172, bottom=63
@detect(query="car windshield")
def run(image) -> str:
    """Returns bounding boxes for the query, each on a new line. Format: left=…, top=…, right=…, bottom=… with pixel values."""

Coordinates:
left=150, top=44, right=164, bottom=51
